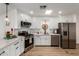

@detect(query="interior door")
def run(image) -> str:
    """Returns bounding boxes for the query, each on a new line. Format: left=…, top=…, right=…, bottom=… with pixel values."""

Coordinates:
left=62, top=23, right=69, bottom=49
left=69, top=23, right=76, bottom=49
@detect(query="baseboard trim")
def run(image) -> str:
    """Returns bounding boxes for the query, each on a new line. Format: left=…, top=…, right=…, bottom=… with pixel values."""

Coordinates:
left=35, top=45, right=51, bottom=47
left=51, top=45, right=59, bottom=47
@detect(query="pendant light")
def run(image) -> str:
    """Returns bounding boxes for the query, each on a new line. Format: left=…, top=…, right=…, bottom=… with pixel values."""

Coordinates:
left=5, top=3, right=10, bottom=26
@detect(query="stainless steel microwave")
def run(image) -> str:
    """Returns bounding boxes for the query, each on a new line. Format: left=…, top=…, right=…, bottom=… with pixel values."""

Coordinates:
left=21, top=21, right=31, bottom=28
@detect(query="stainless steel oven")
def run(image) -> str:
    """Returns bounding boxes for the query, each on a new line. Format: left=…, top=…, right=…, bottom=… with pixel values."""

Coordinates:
left=18, top=31, right=34, bottom=52
left=25, top=35, right=34, bottom=49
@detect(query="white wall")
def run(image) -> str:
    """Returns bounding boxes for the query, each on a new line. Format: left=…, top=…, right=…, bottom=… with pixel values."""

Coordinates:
left=30, top=15, right=76, bottom=32
left=0, top=14, right=6, bottom=39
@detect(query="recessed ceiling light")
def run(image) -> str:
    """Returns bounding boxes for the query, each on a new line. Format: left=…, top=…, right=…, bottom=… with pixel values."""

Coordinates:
left=58, top=11, right=62, bottom=14
left=30, top=11, right=34, bottom=14
left=45, top=10, right=53, bottom=15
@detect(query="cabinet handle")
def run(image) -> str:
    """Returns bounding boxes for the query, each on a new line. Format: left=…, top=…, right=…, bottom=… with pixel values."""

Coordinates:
left=0, top=51, right=5, bottom=55
left=14, top=42, right=19, bottom=45
left=16, top=47, right=19, bottom=49
left=21, top=39, right=23, bottom=41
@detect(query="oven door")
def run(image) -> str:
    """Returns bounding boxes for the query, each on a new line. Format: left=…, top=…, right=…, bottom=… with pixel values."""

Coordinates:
left=25, top=39, right=29, bottom=48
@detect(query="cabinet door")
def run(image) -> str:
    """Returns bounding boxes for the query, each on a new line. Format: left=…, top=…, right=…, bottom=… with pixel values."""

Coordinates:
left=20, top=37, right=24, bottom=53
left=9, top=39, right=20, bottom=56
left=34, top=35, right=41, bottom=45
left=15, top=40, right=20, bottom=56
left=40, top=35, right=51, bottom=45
left=9, top=44, right=16, bottom=56
left=46, top=36, right=51, bottom=45
left=40, top=35, right=47, bottom=45
left=40, top=35, right=45, bottom=45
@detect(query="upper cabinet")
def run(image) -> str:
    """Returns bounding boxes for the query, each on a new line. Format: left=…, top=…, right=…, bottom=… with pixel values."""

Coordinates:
left=3, top=9, right=77, bottom=30
left=8, top=9, right=19, bottom=29
left=58, top=15, right=77, bottom=23
left=8, top=9, right=32, bottom=29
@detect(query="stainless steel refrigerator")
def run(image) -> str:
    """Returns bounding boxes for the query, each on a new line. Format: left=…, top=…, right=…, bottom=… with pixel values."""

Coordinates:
left=58, top=23, right=76, bottom=49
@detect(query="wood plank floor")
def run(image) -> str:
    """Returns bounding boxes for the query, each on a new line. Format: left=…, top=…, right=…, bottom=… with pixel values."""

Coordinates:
left=22, top=45, right=79, bottom=56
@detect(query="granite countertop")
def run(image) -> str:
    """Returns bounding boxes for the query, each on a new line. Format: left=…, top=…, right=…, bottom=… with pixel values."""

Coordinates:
left=0, top=37, right=18, bottom=51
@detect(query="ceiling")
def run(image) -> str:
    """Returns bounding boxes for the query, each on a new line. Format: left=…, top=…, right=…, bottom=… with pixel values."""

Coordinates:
left=1, top=3, right=79, bottom=16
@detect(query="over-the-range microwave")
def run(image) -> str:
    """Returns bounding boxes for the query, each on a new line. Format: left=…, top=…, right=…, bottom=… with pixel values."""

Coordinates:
left=21, top=21, right=31, bottom=28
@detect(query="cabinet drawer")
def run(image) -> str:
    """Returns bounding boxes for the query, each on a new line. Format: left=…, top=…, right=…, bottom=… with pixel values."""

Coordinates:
left=0, top=47, right=9, bottom=56
left=20, top=39, right=24, bottom=46
left=20, top=45, right=24, bottom=53
left=20, top=37, right=24, bottom=53
left=9, top=39, right=20, bottom=56
left=15, top=46, right=20, bottom=56
left=14, top=41, right=19, bottom=46
left=14, top=40, right=20, bottom=56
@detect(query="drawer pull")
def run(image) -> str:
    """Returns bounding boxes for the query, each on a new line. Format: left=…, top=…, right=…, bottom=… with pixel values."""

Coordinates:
left=21, top=39, right=23, bottom=41
left=0, top=51, right=5, bottom=55
left=16, top=47, right=19, bottom=49
left=14, top=42, right=19, bottom=45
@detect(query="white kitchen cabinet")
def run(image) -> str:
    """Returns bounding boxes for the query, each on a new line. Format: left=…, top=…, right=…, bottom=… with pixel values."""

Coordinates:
left=34, top=35, right=51, bottom=46
left=9, top=39, right=20, bottom=56
left=0, top=46, right=9, bottom=56
left=46, top=35, right=51, bottom=45
left=0, top=37, right=25, bottom=56
left=40, top=35, right=46, bottom=45
left=9, top=9, right=18, bottom=29
left=40, top=35, right=51, bottom=45
left=15, top=40, right=20, bottom=56
left=20, top=36, right=25, bottom=54
left=10, top=10, right=32, bottom=29
left=34, top=35, right=41, bottom=45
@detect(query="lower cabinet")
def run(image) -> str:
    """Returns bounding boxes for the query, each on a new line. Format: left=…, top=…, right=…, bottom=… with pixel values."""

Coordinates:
left=10, top=37, right=24, bottom=56
left=40, top=35, right=51, bottom=45
left=34, top=35, right=51, bottom=46
left=9, top=39, right=20, bottom=56
left=0, top=37, right=25, bottom=56
left=20, top=37, right=24, bottom=54
left=34, top=35, right=41, bottom=45
left=0, top=46, right=9, bottom=56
